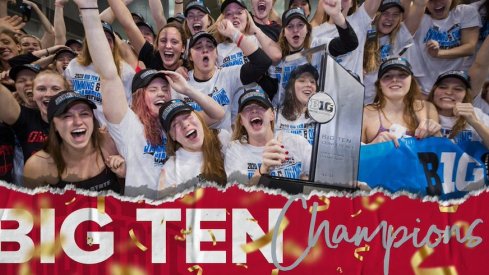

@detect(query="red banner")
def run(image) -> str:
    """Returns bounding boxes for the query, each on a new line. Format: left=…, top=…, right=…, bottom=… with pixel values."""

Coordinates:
left=0, top=184, right=487, bottom=274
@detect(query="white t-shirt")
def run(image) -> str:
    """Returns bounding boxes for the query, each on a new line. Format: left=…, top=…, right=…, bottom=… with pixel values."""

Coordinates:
left=65, top=60, right=135, bottom=126
left=217, top=35, right=259, bottom=68
left=439, top=107, right=489, bottom=143
left=161, top=130, right=230, bottom=186
left=174, top=67, right=243, bottom=131
left=311, top=4, right=373, bottom=82
left=225, top=132, right=312, bottom=180
left=412, top=5, right=481, bottom=92
left=106, top=110, right=167, bottom=199
left=275, top=111, right=316, bottom=145
left=363, top=23, right=414, bottom=104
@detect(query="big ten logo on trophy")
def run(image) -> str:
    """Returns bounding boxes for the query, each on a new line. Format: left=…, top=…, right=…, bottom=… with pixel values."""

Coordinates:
left=307, top=92, right=336, bottom=124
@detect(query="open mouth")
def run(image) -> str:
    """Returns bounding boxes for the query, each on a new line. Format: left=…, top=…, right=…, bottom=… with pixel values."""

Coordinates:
left=439, top=97, right=455, bottom=102
left=163, top=51, right=175, bottom=59
left=154, top=100, right=165, bottom=107
left=185, top=129, right=197, bottom=139
left=232, top=21, right=241, bottom=28
left=42, top=99, right=50, bottom=108
left=250, top=117, right=263, bottom=130
left=202, top=56, right=210, bottom=65
left=192, top=23, right=203, bottom=32
left=258, top=3, right=266, bottom=12
left=71, top=129, right=87, bottom=139
left=25, top=89, right=33, bottom=98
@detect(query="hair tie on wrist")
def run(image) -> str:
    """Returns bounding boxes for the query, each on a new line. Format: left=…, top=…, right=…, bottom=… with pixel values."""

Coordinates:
left=79, top=7, right=99, bottom=10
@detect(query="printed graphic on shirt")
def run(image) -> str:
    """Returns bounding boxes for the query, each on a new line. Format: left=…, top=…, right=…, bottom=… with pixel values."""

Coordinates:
left=27, top=131, right=48, bottom=145
left=221, top=52, right=249, bottom=68
left=71, top=74, right=102, bottom=103
left=280, top=65, right=299, bottom=89
left=143, top=137, right=168, bottom=166
left=246, top=158, right=303, bottom=179
left=0, top=145, right=14, bottom=177
left=441, top=128, right=473, bottom=143
left=278, top=123, right=316, bottom=145
left=423, top=24, right=461, bottom=49
left=380, top=44, right=392, bottom=61
left=184, top=87, right=230, bottom=111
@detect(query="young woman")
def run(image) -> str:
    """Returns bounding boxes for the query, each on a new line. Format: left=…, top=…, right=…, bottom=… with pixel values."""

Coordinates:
left=75, top=0, right=225, bottom=198
left=270, top=3, right=357, bottom=106
left=251, top=0, right=282, bottom=42
left=52, top=48, right=77, bottom=74
left=362, top=58, right=441, bottom=147
left=177, top=26, right=272, bottom=132
left=184, top=1, right=214, bottom=37
left=412, top=0, right=481, bottom=92
left=363, top=0, right=427, bottom=104
left=225, top=89, right=312, bottom=182
left=0, top=29, right=20, bottom=87
left=158, top=100, right=229, bottom=195
left=64, top=21, right=135, bottom=126
left=276, top=64, right=319, bottom=145
left=108, top=0, right=187, bottom=71
left=23, top=91, right=124, bottom=193
left=289, top=0, right=312, bottom=18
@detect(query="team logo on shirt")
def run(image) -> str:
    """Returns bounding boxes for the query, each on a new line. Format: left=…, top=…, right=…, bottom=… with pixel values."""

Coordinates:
left=185, top=87, right=230, bottom=111
left=380, top=44, right=392, bottom=62
left=279, top=123, right=316, bottom=145
left=441, top=128, right=473, bottom=143
left=221, top=52, right=249, bottom=68
left=423, top=24, right=461, bottom=49
left=246, top=159, right=303, bottom=179
left=72, top=74, right=102, bottom=103
left=143, top=137, right=168, bottom=166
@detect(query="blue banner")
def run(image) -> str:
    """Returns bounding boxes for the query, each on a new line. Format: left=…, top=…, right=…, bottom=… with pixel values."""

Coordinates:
left=359, top=137, right=488, bottom=199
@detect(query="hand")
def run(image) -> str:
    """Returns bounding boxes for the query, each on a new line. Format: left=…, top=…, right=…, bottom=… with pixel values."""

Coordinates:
left=0, top=15, right=26, bottom=33
left=175, top=66, right=189, bottom=81
left=217, top=19, right=239, bottom=39
left=322, top=0, right=341, bottom=17
left=163, top=70, right=191, bottom=95
left=426, top=40, right=440, bottom=58
left=370, top=131, right=400, bottom=148
left=50, top=45, right=72, bottom=54
left=454, top=102, right=478, bottom=125
left=415, top=119, right=441, bottom=139
left=0, top=70, right=14, bottom=87
left=105, top=155, right=126, bottom=178
left=22, top=0, right=35, bottom=7
left=261, top=132, right=288, bottom=173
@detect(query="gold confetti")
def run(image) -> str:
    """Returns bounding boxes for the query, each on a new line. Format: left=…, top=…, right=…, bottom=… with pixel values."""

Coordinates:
left=27, top=236, right=65, bottom=260
left=271, top=269, right=279, bottom=275
left=411, top=245, right=457, bottom=275
left=175, top=228, right=193, bottom=241
left=208, top=230, right=217, bottom=246
left=438, top=205, right=459, bottom=213
left=160, top=218, right=165, bottom=224
left=65, top=197, right=76, bottom=205
left=337, top=267, right=343, bottom=273
left=97, top=196, right=105, bottom=214
left=354, top=244, right=370, bottom=261
left=284, top=240, right=322, bottom=264
left=309, top=197, right=331, bottom=213
left=180, top=188, right=204, bottom=205
left=241, top=218, right=289, bottom=254
left=188, top=265, right=203, bottom=275
left=18, top=263, right=31, bottom=275
left=351, top=209, right=362, bottom=218
left=110, top=263, right=147, bottom=275
left=246, top=218, right=258, bottom=223
left=226, top=211, right=231, bottom=215
left=361, top=196, right=385, bottom=211
left=129, top=229, right=148, bottom=251
left=236, top=263, right=248, bottom=269
left=87, top=236, right=93, bottom=246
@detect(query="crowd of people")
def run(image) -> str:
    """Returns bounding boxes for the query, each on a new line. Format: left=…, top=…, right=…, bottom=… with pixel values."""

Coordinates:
left=0, top=0, right=488, bottom=199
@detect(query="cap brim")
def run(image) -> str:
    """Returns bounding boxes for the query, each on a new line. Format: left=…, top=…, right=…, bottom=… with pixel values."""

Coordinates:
left=51, top=98, right=97, bottom=122
left=379, top=3, right=404, bottom=12
left=164, top=108, right=193, bottom=133
left=284, top=14, right=308, bottom=27
left=435, top=74, right=471, bottom=88
left=239, top=98, right=272, bottom=112
left=9, top=65, right=39, bottom=80
left=190, top=33, right=217, bottom=48
left=221, top=0, right=247, bottom=13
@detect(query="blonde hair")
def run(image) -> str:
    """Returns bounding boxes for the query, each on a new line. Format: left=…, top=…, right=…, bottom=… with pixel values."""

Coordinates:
left=77, top=37, right=123, bottom=76
left=232, top=107, right=275, bottom=142
left=208, top=11, right=253, bottom=43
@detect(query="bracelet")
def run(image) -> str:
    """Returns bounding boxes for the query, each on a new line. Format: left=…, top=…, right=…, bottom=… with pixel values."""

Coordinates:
left=258, top=165, right=267, bottom=176
left=79, top=7, right=99, bottom=10
left=237, top=34, right=244, bottom=47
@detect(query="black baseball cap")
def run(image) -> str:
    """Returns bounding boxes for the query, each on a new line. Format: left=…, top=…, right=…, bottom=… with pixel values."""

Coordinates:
left=54, top=48, right=77, bottom=60
left=238, top=88, right=273, bottom=112
left=290, top=64, right=319, bottom=81
left=282, top=7, right=308, bottom=27
left=47, top=91, right=96, bottom=123
left=221, top=0, right=247, bottom=13
left=65, top=39, right=83, bottom=48
left=131, top=69, right=167, bottom=93
left=379, top=0, right=405, bottom=12
left=131, top=12, right=145, bottom=23
left=9, top=64, right=41, bottom=81
left=102, top=21, right=116, bottom=40
left=185, top=1, right=211, bottom=17
left=288, top=0, right=311, bottom=8
left=189, top=31, right=217, bottom=49
left=434, top=70, right=471, bottom=89
left=168, top=13, right=186, bottom=24
left=378, top=57, right=413, bottom=79
left=159, top=99, right=194, bottom=133
left=136, top=21, right=156, bottom=37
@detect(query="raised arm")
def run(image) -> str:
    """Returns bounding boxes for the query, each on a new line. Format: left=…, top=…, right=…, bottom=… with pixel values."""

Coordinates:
left=403, top=0, right=427, bottom=35
left=23, top=0, right=55, bottom=48
left=363, top=0, right=383, bottom=19
left=174, top=0, right=184, bottom=15
left=0, top=83, right=21, bottom=125
left=469, top=36, right=489, bottom=98
left=74, top=0, right=128, bottom=124
left=106, top=0, right=146, bottom=54
left=53, top=0, right=67, bottom=45
left=248, top=12, right=282, bottom=64
left=149, top=0, right=167, bottom=31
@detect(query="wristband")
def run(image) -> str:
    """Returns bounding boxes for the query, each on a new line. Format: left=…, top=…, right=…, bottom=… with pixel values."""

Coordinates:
left=79, top=7, right=99, bottom=10
left=258, top=165, right=267, bottom=176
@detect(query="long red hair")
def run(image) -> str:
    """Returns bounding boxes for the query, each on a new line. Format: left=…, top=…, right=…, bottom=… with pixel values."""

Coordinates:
left=131, top=89, right=163, bottom=146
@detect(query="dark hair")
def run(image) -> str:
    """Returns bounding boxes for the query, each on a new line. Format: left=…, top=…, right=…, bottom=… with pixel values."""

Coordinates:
left=278, top=19, right=312, bottom=56
left=281, top=71, right=318, bottom=121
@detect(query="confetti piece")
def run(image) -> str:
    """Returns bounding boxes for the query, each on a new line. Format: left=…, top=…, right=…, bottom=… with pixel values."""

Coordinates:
left=18, top=263, right=31, bottom=275
left=284, top=240, right=322, bottom=264
left=87, top=236, right=93, bottom=246
left=27, top=236, right=65, bottom=260
left=110, top=263, right=147, bottom=275
left=351, top=209, right=362, bottom=218
left=236, top=263, right=248, bottom=269
left=208, top=230, right=217, bottom=246
left=188, top=265, right=203, bottom=275
left=175, top=228, right=193, bottom=241
left=337, top=267, right=343, bottom=273
left=97, top=196, right=105, bottom=214
left=438, top=205, right=458, bottom=213
left=129, top=229, right=148, bottom=251
left=309, top=197, right=331, bottom=213
left=354, top=244, right=370, bottom=261
left=226, top=211, right=231, bottom=215
left=271, top=269, right=279, bottom=275
left=160, top=218, right=165, bottom=224
left=241, top=218, right=289, bottom=254
left=246, top=218, right=258, bottom=223
left=65, top=197, right=76, bottom=205
left=411, top=245, right=457, bottom=275
left=361, top=196, right=385, bottom=211
left=180, top=188, right=204, bottom=205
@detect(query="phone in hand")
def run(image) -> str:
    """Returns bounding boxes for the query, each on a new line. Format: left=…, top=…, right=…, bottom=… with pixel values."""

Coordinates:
left=18, top=1, right=32, bottom=22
